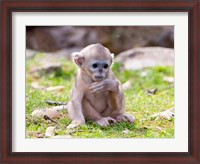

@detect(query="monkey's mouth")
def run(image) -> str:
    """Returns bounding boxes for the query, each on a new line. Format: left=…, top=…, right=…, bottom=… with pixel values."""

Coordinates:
left=94, top=76, right=104, bottom=82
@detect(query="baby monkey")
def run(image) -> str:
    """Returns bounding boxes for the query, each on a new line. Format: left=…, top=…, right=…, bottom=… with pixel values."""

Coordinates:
left=61, top=43, right=135, bottom=128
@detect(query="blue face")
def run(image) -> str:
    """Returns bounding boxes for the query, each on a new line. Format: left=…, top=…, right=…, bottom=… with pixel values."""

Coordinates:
left=88, top=60, right=110, bottom=82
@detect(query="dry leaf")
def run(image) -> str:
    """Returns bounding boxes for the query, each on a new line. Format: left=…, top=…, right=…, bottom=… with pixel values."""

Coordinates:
left=46, top=86, right=64, bottom=91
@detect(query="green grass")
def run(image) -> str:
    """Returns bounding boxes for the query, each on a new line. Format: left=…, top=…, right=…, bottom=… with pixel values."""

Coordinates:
left=26, top=53, right=174, bottom=138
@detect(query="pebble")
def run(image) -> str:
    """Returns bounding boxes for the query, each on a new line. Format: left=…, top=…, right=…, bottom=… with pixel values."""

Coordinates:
left=31, top=108, right=60, bottom=119
left=45, top=126, right=55, bottom=137
left=122, top=80, right=132, bottom=90
left=159, top=109, right=174, bottom=120
left=163, top=76, right=174, bottom=83
left=37, top=134, right=45, bottom=138
left=123, top=128, right=130, bottom=135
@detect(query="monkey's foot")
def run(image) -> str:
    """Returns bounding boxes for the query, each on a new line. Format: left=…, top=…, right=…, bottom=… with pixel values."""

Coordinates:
left=95, top=117, right=117, bottom=127
left=116, top=114, right=135, bottom=123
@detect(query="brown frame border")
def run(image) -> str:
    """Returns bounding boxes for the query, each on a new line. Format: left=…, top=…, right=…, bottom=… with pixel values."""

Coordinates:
left=0, top=0, right=199, bottom=163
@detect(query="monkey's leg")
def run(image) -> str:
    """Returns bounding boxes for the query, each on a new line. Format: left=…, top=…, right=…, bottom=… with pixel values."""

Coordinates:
left=90, top=79, right=135, bottom=123
left=83, top=99, right=116, bottom=127
left=108, top=88, right=135, bottom=123
left=67, top=100, right=85, bottom=129
left=82, top=99, right=102, bottom=121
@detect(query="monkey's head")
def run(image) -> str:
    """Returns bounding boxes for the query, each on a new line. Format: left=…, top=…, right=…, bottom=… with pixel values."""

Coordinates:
left=72, top=43, right=114, bottom=82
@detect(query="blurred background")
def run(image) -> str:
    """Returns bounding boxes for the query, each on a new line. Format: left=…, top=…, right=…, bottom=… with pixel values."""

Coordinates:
left=26, top=26, right=174, bottom=53
left=26, top=26, right=174, bottom=70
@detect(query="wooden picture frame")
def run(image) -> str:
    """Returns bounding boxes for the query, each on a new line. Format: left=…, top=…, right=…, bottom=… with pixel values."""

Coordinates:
left=1, top=0, right=199, bottom=163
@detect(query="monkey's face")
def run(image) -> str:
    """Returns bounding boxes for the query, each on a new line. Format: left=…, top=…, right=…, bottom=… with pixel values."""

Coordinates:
left=87, top=59, right=110, bottom=82
left=73, top=43, right=114, bottom=82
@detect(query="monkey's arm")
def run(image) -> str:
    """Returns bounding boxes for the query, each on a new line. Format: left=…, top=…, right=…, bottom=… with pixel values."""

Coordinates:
left=90, top=79, right=135, bottom=123
left=89, top=79, right=120, bottom=94
left=89, top=79, right=124, bottom=113
left=67, top=87, right=86, bottom=128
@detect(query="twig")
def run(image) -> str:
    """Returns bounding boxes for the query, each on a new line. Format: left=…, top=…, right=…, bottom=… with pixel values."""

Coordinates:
left=43, top=115, right=60, bottom=124
left=46, top=100, right=67, bottom=106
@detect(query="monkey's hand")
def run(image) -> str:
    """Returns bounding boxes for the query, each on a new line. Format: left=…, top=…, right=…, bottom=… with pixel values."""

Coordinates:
left=115, top=114, right=135, bottom=123
left=95, top=117, right=117, bottom=127
left=89, top=79, right=119, bottom=94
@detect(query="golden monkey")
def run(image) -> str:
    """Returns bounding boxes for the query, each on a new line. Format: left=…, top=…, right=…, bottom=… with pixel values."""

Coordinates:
left=52, top=43, right=135, bottom=128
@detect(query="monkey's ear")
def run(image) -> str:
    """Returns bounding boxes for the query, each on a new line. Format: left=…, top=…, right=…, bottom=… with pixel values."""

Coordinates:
left=72, top=52, right=84, bottom=67
left=110, top=53, right=114, bottom=59
left=110, top=53, right=114, bottom=67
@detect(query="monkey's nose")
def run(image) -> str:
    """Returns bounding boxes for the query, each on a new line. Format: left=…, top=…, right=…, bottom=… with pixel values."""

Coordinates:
left=99, top=69, right=103, bottom=73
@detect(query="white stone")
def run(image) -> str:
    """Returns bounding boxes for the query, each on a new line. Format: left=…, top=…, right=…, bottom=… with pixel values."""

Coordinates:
left=45, top=127, right=55, bottom=137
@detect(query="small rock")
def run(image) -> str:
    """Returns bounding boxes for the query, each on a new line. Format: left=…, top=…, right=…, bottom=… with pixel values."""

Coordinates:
left=159, top=109, right=174, bottom=120
left=29, top=63, right=61, bottom=74
left=116, top=47, right=174, bottom=70
left=163, top=76, right=174, bottom=83
left=27, top=131, right=40, bottom=137
left=37, top=134, right=45, bottom=138
left=67, top=122, right=80, bottom=129
left=31, top=109, right=45, bottom=118
left=27, top=131, right=45, bottom=138
left=45, top=126, right=55, bottom=137
left=151, top=107, right=174, bottom=120
left=46, top=86, right=64, bottom=91
left=31, top=108, right=60, bottom=119
left=123, top=128, right=130, bottom=135
left=43, top=109, right=60, bottom=118
left=51, top=135, right=72, bottom=139
left=122, top=80, right=132, bottom=90
left=141, top=71, right=148, bottom=77
left=31, top=82, right=45, bottom=90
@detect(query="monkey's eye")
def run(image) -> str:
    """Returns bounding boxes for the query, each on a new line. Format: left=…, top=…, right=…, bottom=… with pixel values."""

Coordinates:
left=92, top=63, right=98, bottom=68
left=104, top=64, right=108, bottom=69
